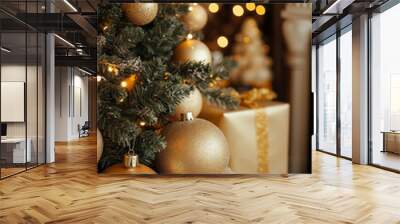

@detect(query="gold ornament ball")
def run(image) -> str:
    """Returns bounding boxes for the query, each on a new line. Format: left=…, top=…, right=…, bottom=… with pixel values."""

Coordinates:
left=97, top=129, right=103, bottom=163
left=121, top=3, right=158, bottom=26
left=182, top=4, right=208, bottom=32
left=173, top=39, right=212, bottom=64
left=156, top=117, right=230, bottom=174
left=173, top=87, right=203, bottom=119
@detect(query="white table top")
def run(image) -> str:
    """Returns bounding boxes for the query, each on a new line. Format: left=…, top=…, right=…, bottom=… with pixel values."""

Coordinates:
left=1, top=138, right=29, bottom=143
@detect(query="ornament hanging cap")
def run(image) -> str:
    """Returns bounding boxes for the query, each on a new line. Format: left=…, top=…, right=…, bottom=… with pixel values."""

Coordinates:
left=181, top=112, right=194, bottom=121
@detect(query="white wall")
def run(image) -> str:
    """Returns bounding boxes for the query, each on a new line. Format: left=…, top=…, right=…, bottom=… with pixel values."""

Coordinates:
left=1, top=63, right=46, bottom=164
left=55, top=67, right=89, bottom=141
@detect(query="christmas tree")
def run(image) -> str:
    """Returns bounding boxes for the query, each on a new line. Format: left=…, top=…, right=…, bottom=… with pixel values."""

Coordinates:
left=230, top=18, right=273, bottom=88
left=97, top=3, right=239, bottom=171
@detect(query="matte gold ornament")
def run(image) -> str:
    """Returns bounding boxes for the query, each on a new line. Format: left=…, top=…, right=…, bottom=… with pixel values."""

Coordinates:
left=173, top=39, right=212, bottom=64
left=181, top=4, right=208, bottom=32
left=156, top=112, right=230, bottom=174
left=121, top=3, right=158, bottom=26
left=97, top=129, right=103, bottom=163
left=173, top=87, right=202, bottom=119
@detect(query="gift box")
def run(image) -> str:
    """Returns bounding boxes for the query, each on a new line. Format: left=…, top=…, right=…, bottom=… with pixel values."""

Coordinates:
left=217, top=102, right=289, bottom=174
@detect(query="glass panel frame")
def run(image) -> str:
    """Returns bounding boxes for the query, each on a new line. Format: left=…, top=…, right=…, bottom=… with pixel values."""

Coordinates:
left=369, top=2, right=400, bottom=172
left=316, top=34, right=338, bottom=155
left=0, top=0, right=47, bottom=180
left=315, top=25, right=353, bottom=160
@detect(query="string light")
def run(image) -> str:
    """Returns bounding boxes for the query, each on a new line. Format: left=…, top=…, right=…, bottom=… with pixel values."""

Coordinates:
left=208, top=3, right=219, bottom=13
left=107, top=65, right=113, bottom=73
left=121, top=81, right=128, bottom=88
left=97, top=75, right=102, bottom=82
left=120, top=74, right=138, bottom=90
left=217, top=36, right=229, bottom=48
left=187, top=33, right=193, bottom=39
left=232, top=5, right=244, bottom=17
left=188, top=6, right=193, bottom=11
left=139, top=121, right=146, bottom=127
left=256, top=5, right=266, bottom=15
left=245, top=3, right=256, bottom=11
left=103, top=25, right=109, bottom=31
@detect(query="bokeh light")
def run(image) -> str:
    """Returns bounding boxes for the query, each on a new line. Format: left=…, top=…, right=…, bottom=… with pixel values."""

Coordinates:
left=217, top=36, right=229, bottom=48
left=232, top=5, right=244, bottom=17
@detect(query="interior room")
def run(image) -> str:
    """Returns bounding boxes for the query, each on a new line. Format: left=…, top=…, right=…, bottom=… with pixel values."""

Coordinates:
left=0, top=0, right=399, bottom=223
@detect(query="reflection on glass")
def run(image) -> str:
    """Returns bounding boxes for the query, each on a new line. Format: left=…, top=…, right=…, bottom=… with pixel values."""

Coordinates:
left=1, top=31, right=28, bottom=177
left=27, top=31, right=38, bottom=169
left=340, top=29, right=352, bottom=158
left=38, top=33, right=46, bottom=165
left=317, top=37, right=337, bottom=154
left=371, top=4, right=400, bottom=171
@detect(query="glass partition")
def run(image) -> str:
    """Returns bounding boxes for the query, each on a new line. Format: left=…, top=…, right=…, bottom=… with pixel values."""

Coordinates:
left=0, top=1, right=46, bottom=179
left=317, top=35, right=337, bottom=154
left=371, top=3, right=400, bottom=171
left=339, top=27, right=352, bottom=158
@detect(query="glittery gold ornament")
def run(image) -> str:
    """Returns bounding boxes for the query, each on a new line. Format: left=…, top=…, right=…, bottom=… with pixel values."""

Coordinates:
left=173, top=87, right=202, bottom=119
left=181, top=4, right=208, bottom=32
left=121, top=3, right=158, bottom=26
left=156, top=112, right=230, bottom=174
left=173, top=39, right=212, bottom=64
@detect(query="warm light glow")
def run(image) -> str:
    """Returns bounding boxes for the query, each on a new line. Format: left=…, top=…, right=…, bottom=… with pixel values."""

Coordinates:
left=232, top=5, right=244, bottom=17
left=103, top=25, right=108, bottom=31
left=256, top=5, right=266, bottom=15
left=188, top=6, right=193, bottom=11
left=120, top=74, right=138, bottom=91
left=208, top=3, right=219, bottom=13
left=245, top=3, right=256, bottom=11
left=187, top=33, right=193, bottom=39
left=107, top=65, right=113, bottom=73
left=139, top=121, right=146, bottom=127
left=217, top=36, right=229, bottom=48
left=97, top=76, right=102, bottom=82
left=121, top=81, right=128, bottom=88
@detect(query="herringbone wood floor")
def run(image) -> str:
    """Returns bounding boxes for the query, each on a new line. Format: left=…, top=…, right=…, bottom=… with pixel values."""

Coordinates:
left=1, top=136, right=400, bottom=224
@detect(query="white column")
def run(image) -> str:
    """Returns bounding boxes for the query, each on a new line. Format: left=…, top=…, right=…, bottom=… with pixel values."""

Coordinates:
left=352, top=14, right=369, bottom=164
left=46, top=32, right=55, bottom=163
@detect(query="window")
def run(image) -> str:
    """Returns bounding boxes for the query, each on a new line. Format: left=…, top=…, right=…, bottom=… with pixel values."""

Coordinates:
left=370, top=2, right=400, bottom=171
left=317, top=36, right=337, bottom=154
left=339, top=28, right=352, bottom=158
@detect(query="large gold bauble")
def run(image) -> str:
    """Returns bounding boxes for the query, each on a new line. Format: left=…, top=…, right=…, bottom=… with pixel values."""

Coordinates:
left=181, top=4, right=208, bottom=32
left=121, top=3, right=158, bottom=26
left=97, top=129, right=103, bottom=163
left=103, top=163, right=156, bottom=175
left=173, top=87, right=202, bottom=119
left=156, top=116, right=230, bottom=174
left=173, top=39, right=212, bottom=64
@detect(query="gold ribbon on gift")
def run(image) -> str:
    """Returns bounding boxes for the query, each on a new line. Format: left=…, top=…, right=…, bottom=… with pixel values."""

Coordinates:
left=240, top=88, right=277, bottom=108
left=255, top=109, right=269, bottom=173
left=239, top=88, right=276, bottom=173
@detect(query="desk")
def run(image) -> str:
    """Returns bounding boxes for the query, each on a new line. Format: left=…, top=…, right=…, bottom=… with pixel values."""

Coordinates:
left=1, top=138, right=32, bottom=163
left=382, top=131, right=400, bottom=154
